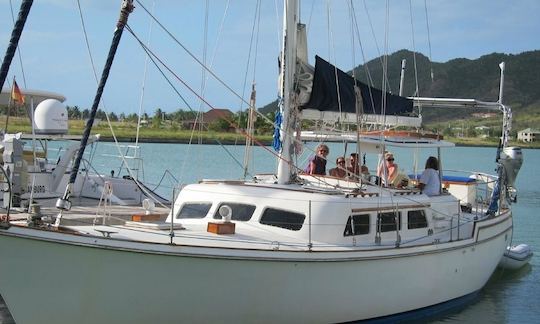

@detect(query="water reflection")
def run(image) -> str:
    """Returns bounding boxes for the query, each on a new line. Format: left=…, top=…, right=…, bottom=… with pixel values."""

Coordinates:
left=0, top=295, right=14, bottom=323
left=429, top=265, right=534, bottom=323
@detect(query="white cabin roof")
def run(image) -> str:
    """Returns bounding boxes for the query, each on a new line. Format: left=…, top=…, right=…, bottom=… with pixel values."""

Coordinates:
left=0, top=88, right=66, bottom=106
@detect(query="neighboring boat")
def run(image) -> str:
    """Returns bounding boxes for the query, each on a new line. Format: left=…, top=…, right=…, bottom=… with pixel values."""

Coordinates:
left=498, top=244, right=533, bottom=270
left=0, top=1, right=524, bottom=323
left=0, top=90, right=169, bottom=207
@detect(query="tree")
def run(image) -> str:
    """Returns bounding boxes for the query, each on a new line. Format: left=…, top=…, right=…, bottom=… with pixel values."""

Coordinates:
left=254, top=111, right=275, bottom=135
left=125, top=113, right=138, bottom=122
left=96, top=109, right=107, bottom=120
left=208, top=118, right=230, bottom=132
left=152, top=108, right=163, bottom=128
left=67, top=105, right=81, bottom=119
left=109, top=112, right=118, bottom=121
left=235, top=111, right=248, bottom=130
left=170, top=109, right=196, bottom=122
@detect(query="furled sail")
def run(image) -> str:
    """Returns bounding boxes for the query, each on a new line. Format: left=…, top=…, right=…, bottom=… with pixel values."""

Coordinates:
left=300, top=56, right=421, bottom=127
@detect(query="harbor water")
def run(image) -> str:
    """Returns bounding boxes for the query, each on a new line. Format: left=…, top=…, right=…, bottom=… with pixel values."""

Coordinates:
left=1, top=142, right=538, bottom=323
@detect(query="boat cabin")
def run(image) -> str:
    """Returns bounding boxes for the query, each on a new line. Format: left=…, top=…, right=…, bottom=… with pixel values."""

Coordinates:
left=165, top=178, right=476, bottom=250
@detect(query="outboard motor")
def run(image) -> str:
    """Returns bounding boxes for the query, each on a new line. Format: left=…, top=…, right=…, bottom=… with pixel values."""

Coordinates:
left=500, top=146, right=523, bottom=202
left=500, top=147, right=523, bottom=188
left=486, top=146, right=523, bottom=215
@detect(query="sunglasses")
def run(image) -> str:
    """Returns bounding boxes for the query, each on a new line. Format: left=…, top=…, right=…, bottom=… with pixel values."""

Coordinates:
left=319, top=150, right=328, bottom=153
left=386, top=158, right=394, bottom=161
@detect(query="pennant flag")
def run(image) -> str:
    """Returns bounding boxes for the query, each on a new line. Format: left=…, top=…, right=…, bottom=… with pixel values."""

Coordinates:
left=11, top=80, right=25, bottom=105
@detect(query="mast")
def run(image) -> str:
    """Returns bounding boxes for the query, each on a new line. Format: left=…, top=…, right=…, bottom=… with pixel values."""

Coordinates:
left=56, top=0, right=135, bottom=212
left=276, top=0, right=298, bottom=184
left=0, top=0, right=33, bottom=92
left=498, top=62, right=505, bottom=105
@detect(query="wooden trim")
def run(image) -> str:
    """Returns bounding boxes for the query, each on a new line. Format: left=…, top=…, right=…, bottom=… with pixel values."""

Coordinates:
left=351, top=204, right=430, bottom=213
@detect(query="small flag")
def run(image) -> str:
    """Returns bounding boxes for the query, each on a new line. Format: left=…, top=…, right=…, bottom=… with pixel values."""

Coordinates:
left=11, top=80, right=25, bottom=105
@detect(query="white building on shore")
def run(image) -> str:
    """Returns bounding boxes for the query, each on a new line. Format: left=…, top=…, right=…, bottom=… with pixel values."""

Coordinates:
left=517, top=128, right=540, bottom=142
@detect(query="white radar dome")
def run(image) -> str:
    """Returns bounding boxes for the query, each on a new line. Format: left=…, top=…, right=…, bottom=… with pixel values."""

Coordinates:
left=34, top=99, right=68, bottom=134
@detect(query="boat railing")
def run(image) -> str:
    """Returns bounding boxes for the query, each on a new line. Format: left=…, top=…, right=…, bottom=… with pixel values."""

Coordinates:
left=441, top=169, right=497, bottom=215
left=54, top=197, right=483, bottom=250
left=0, top=165, right=12, bottom=224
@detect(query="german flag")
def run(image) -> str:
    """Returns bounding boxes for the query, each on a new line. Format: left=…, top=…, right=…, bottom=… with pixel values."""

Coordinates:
left=11, top=80, right=25, bottom=105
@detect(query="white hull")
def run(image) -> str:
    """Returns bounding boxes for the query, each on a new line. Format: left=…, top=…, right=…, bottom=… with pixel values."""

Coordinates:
left=0, top=1, right=521, bottom=323
left=0, top=213, right=511, bottom=323
left=11, top=170, right=155, bottom=206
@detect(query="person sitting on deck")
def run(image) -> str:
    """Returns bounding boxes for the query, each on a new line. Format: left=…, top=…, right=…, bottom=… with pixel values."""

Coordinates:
left=417, top=156, right=441, bottom=196
left=347, top=153, right=360, bottom=179
left=348, top=153, right=370, bottom=181
left=304, top=144, right=329, bottom=175
left=360, top=165, right=370, bottom=180
left=329, top=157, right=347, bottom=178
left=377, top=152, right=398, bottom=185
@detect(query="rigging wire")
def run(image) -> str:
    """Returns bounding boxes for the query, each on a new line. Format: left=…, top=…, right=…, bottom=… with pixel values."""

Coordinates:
left=197, top=0, right=210, bottom=146
left=347, top=0, right=363, bottom=159
left=134, top=0, right=294, bottom=153
left=133, top=0, right=300, bottom=155
left=239, top=0, right=261, bottom=112
left=135, top=0, right=156, bottom=156
left=242, top=0, right=263, bottom=178
left=349, top=1, right=377, bottom=116
left=424, top=0, right=434, bottom=83
left=408, top=0, right=420, bottom=97
left=374, top=0, right=392, bottom=194
left=381, top=0, right=390, bottom=128
left=361, top=0, right=392, bottom=93
left=131, top=1, right=346, bottom=189
left=134, top=0, right=248, bottom=107
left=180, top=0, right=232, bottom=184
left=305, top=0, right=316, bottom=37
left=124, top=24, right=252, bottom=174
left=8, top=0, right=27, bottom=88
left=326, top=1, right=344, bottom=118
left=75, top=0, right=169, bottom=208
left=126, top=24, right=346, bottom=191
left=273, top=0, right=282, bottom=57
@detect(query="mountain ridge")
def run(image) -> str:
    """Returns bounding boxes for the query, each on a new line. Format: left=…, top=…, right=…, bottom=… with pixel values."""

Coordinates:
left=259, top=49, right=540, bottom=127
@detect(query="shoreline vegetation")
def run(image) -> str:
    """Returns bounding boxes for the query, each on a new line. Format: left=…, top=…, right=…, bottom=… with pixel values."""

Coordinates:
left=4, top=117, right=539, bottom=148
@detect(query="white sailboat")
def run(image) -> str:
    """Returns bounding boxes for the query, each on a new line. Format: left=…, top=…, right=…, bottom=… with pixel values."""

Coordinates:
left=0, top=1, right=524, bottom=323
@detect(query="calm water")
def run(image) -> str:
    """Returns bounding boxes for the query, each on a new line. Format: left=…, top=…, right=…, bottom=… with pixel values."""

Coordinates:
left=1, top=142, right=538, bottom=323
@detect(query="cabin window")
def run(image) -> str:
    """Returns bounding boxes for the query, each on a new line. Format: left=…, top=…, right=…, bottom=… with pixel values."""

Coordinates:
left=177, top=202, right=212, bottom=219
left=213, top=203, right=256, bottom=221
left=377, top=211, right=401, bottom=232
left=343, top=214, right=370, bottom=236
left=260, top=208, right=305, bottom=231
left=407, top=210, right=428, bottom=229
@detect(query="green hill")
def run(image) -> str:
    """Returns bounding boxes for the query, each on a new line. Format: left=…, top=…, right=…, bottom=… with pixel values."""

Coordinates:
left=260, top=50, right=540, bottom=130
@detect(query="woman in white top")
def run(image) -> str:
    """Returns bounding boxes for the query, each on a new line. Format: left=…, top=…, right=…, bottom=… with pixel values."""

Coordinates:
left=418, top=156, right=441, bottom=196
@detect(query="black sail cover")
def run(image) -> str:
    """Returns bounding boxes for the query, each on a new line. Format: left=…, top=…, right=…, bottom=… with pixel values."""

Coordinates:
left=301, top=56, right=413, bottom=116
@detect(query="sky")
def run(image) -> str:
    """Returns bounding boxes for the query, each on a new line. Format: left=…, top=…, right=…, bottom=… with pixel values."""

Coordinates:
left=0, top=0, right=539, bottom=117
